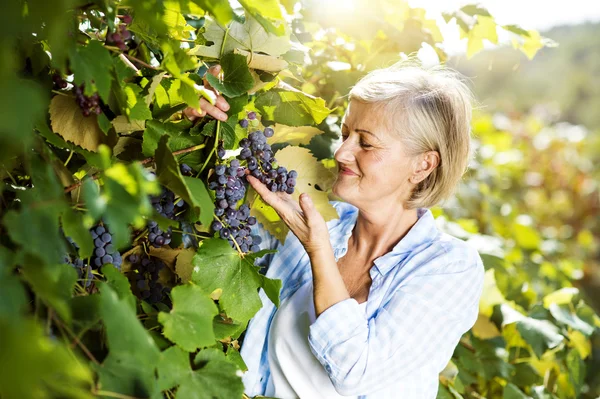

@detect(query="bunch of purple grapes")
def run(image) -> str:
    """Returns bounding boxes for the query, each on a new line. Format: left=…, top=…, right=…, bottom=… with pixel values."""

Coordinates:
left=147, top=187, right=187, bottom=248
left=239, top=127, right=297, bottom=194
left=52, top=74, right=68, bottom=90
left=90, top=224, right=123, bottom=269
left=106, top=15, right=133, bottom=51
left=74, top=84, right=102, bottom=117
left=208, top=111, right=297, bottom=253
left=128, top=253, right=169, bottom=304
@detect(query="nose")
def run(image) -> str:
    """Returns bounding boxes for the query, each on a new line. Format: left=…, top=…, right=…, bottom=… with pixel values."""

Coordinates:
left=333, top=136, right=356, bottom=165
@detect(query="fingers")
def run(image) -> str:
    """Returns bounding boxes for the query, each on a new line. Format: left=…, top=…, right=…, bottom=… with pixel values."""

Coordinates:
left=199, top=98, right=228, bottom=121
left=215, top=95, right=230, bottom=113
left=247, top=175, right=278, bottom=205
left=299, top=193, right=320, bottom=228
left=183, top=106, right=206, bottom=121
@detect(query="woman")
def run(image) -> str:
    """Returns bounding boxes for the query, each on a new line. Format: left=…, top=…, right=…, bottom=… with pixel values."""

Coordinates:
left=188, top=60, right=485, bottom=398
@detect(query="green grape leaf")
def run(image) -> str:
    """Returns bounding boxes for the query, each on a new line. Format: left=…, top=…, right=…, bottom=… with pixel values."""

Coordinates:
left=69, top=40, right=113, bottom=101
left=61, top=209, right=94, bottom=259
left=0, top=319, right=93, bottom=399
left=205, top=53, right=254, bottom=97
left=102, top=265, right=136, bottom=312
left=157, top=345, right=244, bottom=398
left=95, top=283, right=161, bottom=398
left=255, top=88, right=332, bottom=126
left=548, top=303, right=595, bottom=336
left=158, top=284, right=219, bottom=352
left=21, top=263, right=77, bottom=324
left=190, top=14, right=290, bottom=59
left=189, top=0, right=234, bottom=26
left=213, top=315, right=246, bottom=341
left=155, top=135, right=214, bottom=225
left=191, top=238, right=281, bottom=324
left=0, top=265, right=27, bottom=319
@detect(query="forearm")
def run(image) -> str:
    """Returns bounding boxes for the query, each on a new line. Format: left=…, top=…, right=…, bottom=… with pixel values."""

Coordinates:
left=308, top=246, right=350, bottom=318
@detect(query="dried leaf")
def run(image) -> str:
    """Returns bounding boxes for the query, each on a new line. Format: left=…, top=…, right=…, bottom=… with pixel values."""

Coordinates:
left=49, top=95, right=105, bottom=152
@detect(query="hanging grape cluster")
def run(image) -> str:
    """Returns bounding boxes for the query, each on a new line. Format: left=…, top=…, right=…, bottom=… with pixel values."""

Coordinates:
left=147, top=187, right=188, bottom=248
left=127, top=253, right=171, bottom=304
left=208, top=111, right=297, bottom=253
left=90, top=224, right=123, bottom=269
left=106, top=15, right=133, bottom=51
left=74, top=83, right=102, bottom=117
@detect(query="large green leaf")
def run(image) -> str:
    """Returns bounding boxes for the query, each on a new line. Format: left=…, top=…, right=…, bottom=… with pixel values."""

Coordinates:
left=190, top=14, right=290, bottom=59
left=157, top=346, right=244, bottom=398
left=205, top=53, right=254, bottom=97
left=255, top=88, right=332, bottom=126
left=191, top=238, right=281, bottom=324
left=158, top=283, right=219, bottom=352
left=96, top=283, right=161, bottom=398
left=69, top=40, right=113, bottom=102
left=0, top=318, right=93, bottom=399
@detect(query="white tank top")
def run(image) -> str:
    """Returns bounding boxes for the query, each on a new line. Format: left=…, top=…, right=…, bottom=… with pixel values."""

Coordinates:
left=265, top=280, right=368, bottom=399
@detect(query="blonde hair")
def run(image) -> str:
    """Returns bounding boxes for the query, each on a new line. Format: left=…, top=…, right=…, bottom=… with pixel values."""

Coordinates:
left=348, top=57, right=477, bottom=209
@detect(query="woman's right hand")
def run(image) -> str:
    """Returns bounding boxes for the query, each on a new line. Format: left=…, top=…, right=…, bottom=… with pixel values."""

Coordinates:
left=182, top=64, right=230, bottom=122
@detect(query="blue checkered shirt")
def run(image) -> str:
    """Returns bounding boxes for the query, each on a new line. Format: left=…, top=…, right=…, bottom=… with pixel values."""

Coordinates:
left=240, top=200, right=485, bottom=398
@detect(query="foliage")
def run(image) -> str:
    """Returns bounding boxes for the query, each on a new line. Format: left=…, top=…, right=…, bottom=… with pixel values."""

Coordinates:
left=1, top=0, right=598, bottom=398
left=449, top=22, right=600, bottom=131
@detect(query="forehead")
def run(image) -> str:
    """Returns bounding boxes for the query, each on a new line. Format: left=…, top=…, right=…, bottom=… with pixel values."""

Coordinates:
left=342, top=101, right=390, bottom=137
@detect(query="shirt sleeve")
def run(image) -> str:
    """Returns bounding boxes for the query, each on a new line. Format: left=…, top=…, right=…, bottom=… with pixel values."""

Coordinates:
left=307, top=255, right=485, bottom=396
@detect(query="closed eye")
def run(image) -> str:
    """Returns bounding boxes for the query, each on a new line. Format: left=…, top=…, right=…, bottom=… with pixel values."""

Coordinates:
left=341, top=134, right=372, bottom=148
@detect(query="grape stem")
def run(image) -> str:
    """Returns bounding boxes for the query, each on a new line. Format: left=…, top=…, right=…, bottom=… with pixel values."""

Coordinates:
left=52, top=312, right=100, bottom=365
left=213, top=213, right=246, bottom=258
left=197, top=122, right=220, bottom=176
left=105, top=46, right=158, bottom=71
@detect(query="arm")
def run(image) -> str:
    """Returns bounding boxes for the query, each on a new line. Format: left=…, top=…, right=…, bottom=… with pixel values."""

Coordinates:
left=307, top=254, right=485, bottom=396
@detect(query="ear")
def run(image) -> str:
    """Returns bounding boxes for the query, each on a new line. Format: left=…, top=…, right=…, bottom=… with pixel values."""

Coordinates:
left=409, top=151, right=440, bottom=184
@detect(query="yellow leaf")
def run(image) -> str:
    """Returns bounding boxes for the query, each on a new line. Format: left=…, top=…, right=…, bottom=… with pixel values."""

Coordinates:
left=503, top=323, right=528, bottom=348
left=112, top=115, right=146, bottom=134
left=479, top=269, right=507, bottom=317
left=466, top=36, right=483, bottom=59
left=568, top=329, right=591, bottom=360
left=268, top=124, right=324, bottom=146
left=543, top=287, right=579, bottom=308
left=234, top=48, right=289, bottom=72
left=438, top=360, right=458, bottom=385
left=521, top=30, right=544, bottom=60
left=49, top=95, right=106, bottom=152
left=175, top=248, right=197, bottom=283
left=249, top=146, right=338, bottom=243
left=472, top=313, right=502, bottom=339
left=472, top=16, right=498, bottom=44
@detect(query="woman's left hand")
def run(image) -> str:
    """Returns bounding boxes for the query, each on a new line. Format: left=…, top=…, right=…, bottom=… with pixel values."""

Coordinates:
left=247, top=175, right=330, bottom=255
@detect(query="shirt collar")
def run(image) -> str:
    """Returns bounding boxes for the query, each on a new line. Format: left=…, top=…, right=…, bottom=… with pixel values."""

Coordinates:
left=332, top=205, right=439, bottom=276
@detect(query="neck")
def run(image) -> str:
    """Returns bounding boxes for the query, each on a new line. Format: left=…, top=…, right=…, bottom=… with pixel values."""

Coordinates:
left=349, top=202, right=419, bottom=261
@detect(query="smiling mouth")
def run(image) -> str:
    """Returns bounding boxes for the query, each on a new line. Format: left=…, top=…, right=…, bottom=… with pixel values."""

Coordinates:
left=339, top=167, right=358, bottom=176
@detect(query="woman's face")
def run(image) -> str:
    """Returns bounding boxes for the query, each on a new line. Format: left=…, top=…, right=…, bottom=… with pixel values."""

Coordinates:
left=332, top=100, right=416, bottom=209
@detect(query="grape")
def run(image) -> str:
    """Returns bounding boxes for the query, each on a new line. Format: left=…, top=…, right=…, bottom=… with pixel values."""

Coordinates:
left=127, top=254, right=171, bottom=305
left=52, top=73, right=68, bottom=90
left=207, top=111, right=298, bottom=254
left=180, top=163, right=193, bottom=176
left=73, top=83, right=102, bottom=117
left=106, top=23, right=132, bottom=51
left=145, top=185, right=189, bottom=248
left=264, top=127, right=274, bottom=137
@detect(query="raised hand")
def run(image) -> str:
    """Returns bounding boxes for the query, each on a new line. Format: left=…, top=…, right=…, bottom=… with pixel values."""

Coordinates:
left=246, top=175, right=330, bottom=255
left=182, top=64, right=230, bottom=122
